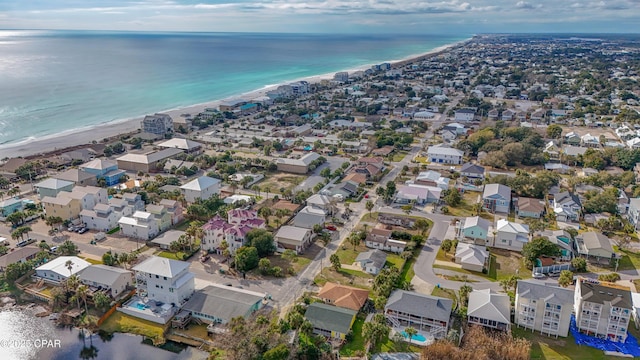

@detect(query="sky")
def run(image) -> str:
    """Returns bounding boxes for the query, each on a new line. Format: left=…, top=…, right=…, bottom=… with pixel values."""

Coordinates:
left=0, top=0, right=639, bottom=34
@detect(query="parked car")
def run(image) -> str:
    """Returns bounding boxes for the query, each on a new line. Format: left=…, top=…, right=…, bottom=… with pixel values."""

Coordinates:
left=49, top=246, right=58, bottom=253
left=325, top=225, right=337, bottom=231
left=533, top=272, right=545, bottom=279
left=78, top=227, right=88, bottom=234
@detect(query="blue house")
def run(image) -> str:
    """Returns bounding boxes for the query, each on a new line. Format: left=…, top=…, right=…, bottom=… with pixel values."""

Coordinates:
left=80, top=159, right=125, bottom=186
left=0, top=198, right=24, bottom=217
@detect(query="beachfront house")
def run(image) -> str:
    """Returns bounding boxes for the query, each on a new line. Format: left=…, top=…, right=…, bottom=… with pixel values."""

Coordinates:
left=467, top=289, right=511, bottom=332
left=515, top=280, right=574, bottom=338
left=141, top=113, right=173, bottom=137
left=384, top=290, right=453, bottom=340
left=35, top=256, right=91, bottom=284
left=574, top=278, right=632, bottom=343
left=132, top=256, right=195, bottom=306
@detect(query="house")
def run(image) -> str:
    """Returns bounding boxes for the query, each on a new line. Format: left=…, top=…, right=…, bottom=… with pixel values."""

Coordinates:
left=575, top=232, right=614, bottom=260
left=306, top=194, right=334, bottom=214
left=201, top=212, right=266, bottom=254
left=461, top=216, right=490, bottom=244
left=274, top=226, right=312, bottom=254
left=515, top=280, right=574, bottom=338
left=544, top=141, right=561, bottom=161
left=151, top=230, right=185, bottom=250
left=79, top=159, right=125, bottom=186
left=454, top=242, right=489, bottom=272
left=180, top=176, right=221, bottom=203
left=78, top=265, right=134, bottom=298
left=141, top=113, right=173, bottom=136
left=493, top=219, right=529, bottom=252
left=545, top=163, right=571, bottom=174
left=627, top=198, right=640, bottom=230
left=159, top=199, right=183, bottom=225
left=581, top=133, right=600, bottom=148
left=355, top=249, right=387, bottom=275
left=365, top=228, right=407, bottom=254
left=80, top=204, right=119, bottom=232
left=0, top=246, right=39, bottom=271
left=454, top=108, right=475, bottom=122
left=394, top=184, right=442, bottom=205
left=146, top=204, right=172, bottom=233
left=426, top=145, right=464, bottom=165
left=574, top=278, right=632, bottom=343
left=539, top=230, right=574, bottom=261
left=53, top=168, right=97, bottom=187
left=317, top=283, right=369, bottom=311
left=384, top=290, right=452, bottom=339
left=293, top=206, right=326, bottom=229
left=460, top=163, right=485, bottom=181
left=34, top=178, right=74, bottom=199
left=35, top=256, right=91, bottom=284
left=119, top=211, right=160, bottom=240
left=42, top=187, right=107, bottom=221
left=157, top=138, right=204, bottom=154
left=632, top=292, right=640, bottom=331
left=0, top=198, right=24, bottom=218
left=132, top=256, right=195, bottom=306
left=275, top=152, right=320, bottom=174
left=552, top=191, right=582, bottom=222
left=564, top=132, right=581, bottom=146
left=482, top=184, right=511, bottom=214
left=467, top=289, right=511, bottom=331
left=414, top=171, right=450, bottom=190
left=441, top=128, right=457, bottom=141
left=516, top=197, right=546, bottom=219
left=116, top=148, right=183, bottom=173
left=502, top=109, right=516, bottom=121
left=304, top=302, right=357, bottom=340
left=182, top=284, right=266, bottom=324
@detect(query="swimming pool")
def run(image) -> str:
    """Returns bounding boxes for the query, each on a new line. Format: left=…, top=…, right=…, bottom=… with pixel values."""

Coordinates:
left=401, top=331, right=426, bottom=342
left=303, top=145, right=312, bottom=151
left=134, top=302, right=149, bottom=310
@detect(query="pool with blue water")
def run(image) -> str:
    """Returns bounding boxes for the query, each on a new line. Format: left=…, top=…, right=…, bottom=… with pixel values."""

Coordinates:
left=401, top=331, right=426, bottom=342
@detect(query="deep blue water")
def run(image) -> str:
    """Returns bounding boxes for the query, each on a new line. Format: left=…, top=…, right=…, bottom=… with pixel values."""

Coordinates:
left=0, top=30, right=468, bottom=145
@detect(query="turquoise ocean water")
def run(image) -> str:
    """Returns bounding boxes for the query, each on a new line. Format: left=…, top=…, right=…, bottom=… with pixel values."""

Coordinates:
left=0, top=30, right=469, bottom=146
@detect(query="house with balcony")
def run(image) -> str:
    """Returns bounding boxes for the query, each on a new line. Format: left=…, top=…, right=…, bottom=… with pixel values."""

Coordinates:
left=552, top=191, right=582, bottom=222
left=79, top=159, right=125, bottom=186
left=575, top=231, right=614, bottom=261
left=627, top=198, right=640, bottom=231
left=180, top=176, right=221, bottom=203
left=118, top=211, right=160, bottom=240
left=461, top=216, right=490, bottom=245
left=78, top=265, right=134, bottom=298
left=201, top=212, right=266, bottom=254
left=385, top=290, right=452, bottom=340
left=274, top=226, right=312, bottom=254
left=574, top=278, right=632, bottom=343
left=426, top=145, right=464, bottom=165
left=42, top=194, right=81, bottom=221
left=132, top=256, right=195, bottom=307
left=515, top=280, right=574, bottom=338
left=492, top=219, right=529, bottom=252
left=160, top=199, right=183, bottom=225
left=482, top=184, right=511, bottom=214
left=146, top=204, right=172, bottom=233
left=365, top=228, right=407, bottom=254
left=467, top=289, right=511, bottom=332
left=80, top=204, right=119, bottom=232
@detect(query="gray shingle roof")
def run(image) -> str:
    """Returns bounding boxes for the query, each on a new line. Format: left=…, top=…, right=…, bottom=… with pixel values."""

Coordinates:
left=385, top=290, right=452, bottom=323
left=517, top=279, right=574, bottom=305
left=579, top=279, right=633, bottom=309
left=468, top=289, right=510, bottom=324
left=355, top=249, right=387, bottom=269
left=304, top=302, right=357, bottom=335
left=78, top=265, right=132, bottom=287
left=182, top=285, right=266, bottom=322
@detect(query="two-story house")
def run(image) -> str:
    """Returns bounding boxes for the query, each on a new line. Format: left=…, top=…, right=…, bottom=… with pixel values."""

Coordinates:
left=79, top=159, right=126, bottom=186
left=426, top=144, right=464, bottom=165
left=365, top=228, right=407, bottom=254
left=574, top=278, right=633, bottom=343
left=201, top=213, right=266, bottom=254
left=146, top=204, right=172, bottom=233
left=118, top=211, right=160, bottom=240
left=493, top=219, right=529, bottom=252
left=516, top=280, right=574, bottom=338
left=385, top=290, right=453, bottom=340
left=461, top=216, right=490, bottom=245
left=132, top=256, right=195, bottom=307
left=180, top=176, right=221, bottom=203
left=627, top=198, right=640, bottom=231
left=80, top=203, right=119, bottom=232
left=482, top=184, right=511, bottom=214
left=552, top=191, right=582, bottom=222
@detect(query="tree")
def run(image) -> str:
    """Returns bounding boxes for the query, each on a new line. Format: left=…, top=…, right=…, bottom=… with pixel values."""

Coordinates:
left=441, top=239, right=453, bottom=254
left=102, top=251, right=118, bottom=266
left=6, top=211, right=26, bottom=227
left=546, top=124, right=563, bottom=139
left=65, top=259, right=75, bottom=276
left=598, top=273, right=621, bottom=282
left=571, top=257, right=587, bottom=272
left=59, top=240, right=78, bottom=255
left=366, top=200, right=374, bottom=218
left=330, top=254, right=341, bottom=271
left=384, top=181, right=397, bottom=202
left=258, top=258, right=271, bottom=275
left=348, top=232, right=361, bottom=250
left=558, top=270, right=574, bottom=287
left=414, top=218, right=430, bottom=237
left=246, top=229, right=276, bottom=257
left=458, top=284, right=472, bottom=307
left=443, top=189, right=462, bottom=207
left=263, top=344, right=290, bottom=360
left=522, top=237, right=561, bottom=268
left=258, top=207, right=272, bottom=226
left=235, top=246, right=259, bottom=271
left=362, top=314, right=390, bottom=349
left=93, top=291, right=112, bottom=310
left=404, top=326, right=418, bottom=343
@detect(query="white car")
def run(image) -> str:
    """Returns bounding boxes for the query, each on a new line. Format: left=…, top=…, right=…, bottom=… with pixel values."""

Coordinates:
left=533, top=272, right=545, bottom=279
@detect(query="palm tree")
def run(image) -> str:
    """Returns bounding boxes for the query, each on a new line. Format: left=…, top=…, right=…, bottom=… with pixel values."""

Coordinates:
left=75, top=284, right=89, bottom=314
left=404, top=326, right=418, bottom=344
left=65, top=259, right=75, bottom=277
left=263, top=186, right=271, bottom=199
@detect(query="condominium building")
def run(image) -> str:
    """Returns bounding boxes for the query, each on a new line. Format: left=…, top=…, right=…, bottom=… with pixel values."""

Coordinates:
left=515, top=280, right=574, bottom=337
left=574, top=278, right=633, bottom=343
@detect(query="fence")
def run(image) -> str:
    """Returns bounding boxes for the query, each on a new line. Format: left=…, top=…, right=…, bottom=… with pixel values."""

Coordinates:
left=533, top=263, right=572, bottom=275
left=96, top=288, right=136, bottom=326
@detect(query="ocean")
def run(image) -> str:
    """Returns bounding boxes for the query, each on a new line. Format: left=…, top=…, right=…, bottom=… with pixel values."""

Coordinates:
left=0, top=30, right=468, bottom=146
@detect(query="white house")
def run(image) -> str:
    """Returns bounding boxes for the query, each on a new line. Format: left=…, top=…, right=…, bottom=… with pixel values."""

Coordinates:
left=132, top=256, right=195, bottom=306
left=515, top=280, right=574, bottom=338
left=355, top=249, right=387, bottom=275
left=78, top=265, right=134, bottom=298
left=365, top=228, right=407, bottom=254
left=274, top=226, right=313, bottom=254
left=180, top=176, right=221, bottom=203
left=80, top=204, right=119, bottom=232
left=492, top=219, right=529, bottom=252
left=627, top=198, right=640, bottom=230
left=394, top=184, right=442, bottom=205
left=552, top=191, right=582, bottom=222
left=293, top=206, right=326, bottom=229
left=118, top=211, right=160, bottom=240
left=454, top=108, right=475, bottom=122
left=414, top=171, right=450, bottom=190
left=426, top=145, right=464, bottom=165
left=35, top=256, right=91, bottom=284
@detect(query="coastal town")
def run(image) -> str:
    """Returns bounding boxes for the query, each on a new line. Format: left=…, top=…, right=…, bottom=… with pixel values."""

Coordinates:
left=1, top=33, right=640, bottom=359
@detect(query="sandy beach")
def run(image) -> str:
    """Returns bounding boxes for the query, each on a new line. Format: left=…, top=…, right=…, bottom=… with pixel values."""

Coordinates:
left=0, top=39, right=467, bottom=160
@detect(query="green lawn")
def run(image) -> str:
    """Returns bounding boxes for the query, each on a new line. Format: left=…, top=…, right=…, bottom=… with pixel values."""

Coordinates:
left=385, top=253, right=405, bottom=270
left=400, top=256, right=416, bottom=284
left=340, top=317, right=365, bottom=356
left=389, top=152, right=407, bottom=162
left=157, top=251, right=189, bottom=260
left=80, top=256, right=103, bottom=265
left=313, top=267, right=373, bottom=289
left=100, top=312, right=167, bottom=345
left=512, top=327, right=612, bottom=360
left=375, top=335, right=421, bottom=353
left=335, top=243, right=369, bottom=265
left=614, top=247, right=640, bottom=271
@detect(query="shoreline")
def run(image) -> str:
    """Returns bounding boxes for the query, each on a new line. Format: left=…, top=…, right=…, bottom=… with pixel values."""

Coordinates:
left=0, top=37, right=471, bottom=159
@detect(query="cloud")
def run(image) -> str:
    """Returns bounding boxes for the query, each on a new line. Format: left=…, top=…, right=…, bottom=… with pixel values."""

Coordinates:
left=515, top=1, right=536, bottom=9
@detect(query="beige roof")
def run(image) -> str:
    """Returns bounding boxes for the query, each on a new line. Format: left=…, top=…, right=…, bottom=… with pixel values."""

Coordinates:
left=318, top=283, right=369, bottom=311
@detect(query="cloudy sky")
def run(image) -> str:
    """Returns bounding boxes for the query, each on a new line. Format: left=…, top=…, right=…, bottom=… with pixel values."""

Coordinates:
left=1, top=0, right=639, bottom=33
